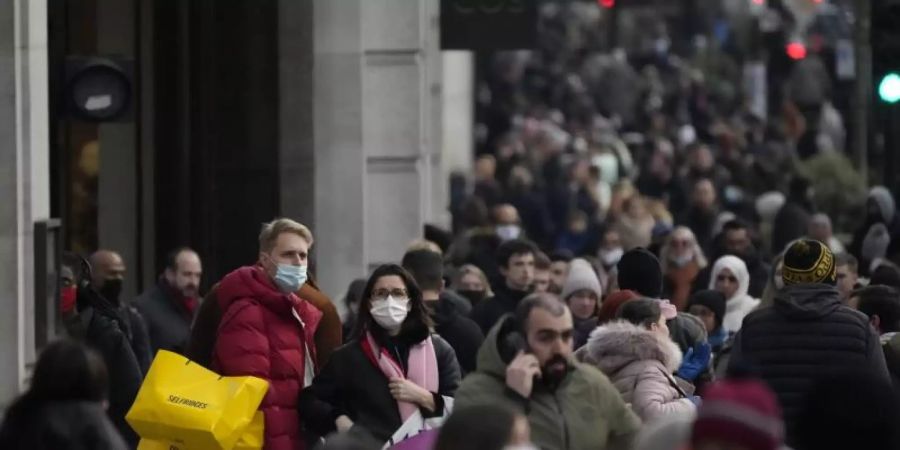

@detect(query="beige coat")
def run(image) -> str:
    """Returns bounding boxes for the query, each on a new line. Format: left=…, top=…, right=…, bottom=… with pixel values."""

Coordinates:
left=577, top=321, right=695, bottom=422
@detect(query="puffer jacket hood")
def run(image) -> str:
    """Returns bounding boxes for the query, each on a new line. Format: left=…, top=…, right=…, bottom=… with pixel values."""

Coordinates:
left=579, top=321, right=683, bottom=375
left=773, top=283, right=841, bottom=320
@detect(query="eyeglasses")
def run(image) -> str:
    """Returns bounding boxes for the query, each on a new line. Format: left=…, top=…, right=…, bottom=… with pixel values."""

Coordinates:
left=371, top=288, right=409, bottom=301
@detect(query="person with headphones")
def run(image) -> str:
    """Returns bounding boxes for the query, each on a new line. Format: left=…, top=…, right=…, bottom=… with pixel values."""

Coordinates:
left=60, top=253, right=143, bottom=448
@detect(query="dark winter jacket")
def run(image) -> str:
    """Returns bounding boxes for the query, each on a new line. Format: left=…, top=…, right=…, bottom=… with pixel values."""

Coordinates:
left=64, top=304, right=142, bottom=448
left=428, top=296, right=484, bottom=374
left=728, top=284, right=891, bottom=446
left=771, top=201, right=811, bottom=256
left=110, top=301, right=152, bottom=375
left=470, top=284, right=531, bottom=334
left=677, top=207, right=718, bottom=255
left=883, top=332, right=900, bottom=392
left=455, top=317, right=641, bottom=450
left=298, top=334, right=460, bottom=443
left=133, top=281, right=196, bottom=357
left=213, top=266, right=322, bottom=450
left=0, top=401, right=127, bottom=450
left=573, top=316, right=599, bottom=350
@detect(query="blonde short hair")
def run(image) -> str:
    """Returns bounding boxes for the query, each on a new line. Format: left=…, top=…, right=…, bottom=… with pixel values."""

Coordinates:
left=453, top=264, right=494, bottom=298
left=406, top=239, right=443, bottom=256
left=259, top=218, right=314, bottom=253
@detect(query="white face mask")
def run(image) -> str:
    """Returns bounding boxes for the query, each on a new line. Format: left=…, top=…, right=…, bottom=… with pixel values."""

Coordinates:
left=504, top=445, right=539, bottom=450
left=496, top=225, right=522, bottom=241
left=671, top=252, right=694, bottom=268
left=600, top=247, right=624, bottom=267
left=370, top=296, right=409, bottom=331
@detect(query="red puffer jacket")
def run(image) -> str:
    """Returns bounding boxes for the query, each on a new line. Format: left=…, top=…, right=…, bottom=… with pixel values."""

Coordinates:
left=213, top=266, right=322, bottom=450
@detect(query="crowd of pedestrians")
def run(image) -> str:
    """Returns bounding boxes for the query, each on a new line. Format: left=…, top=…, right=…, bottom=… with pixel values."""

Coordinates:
left=5, top=2, right=900, bottom=450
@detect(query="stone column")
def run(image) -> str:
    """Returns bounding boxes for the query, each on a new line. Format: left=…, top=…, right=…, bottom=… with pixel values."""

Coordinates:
left=0, top=0, right=51, bottom=401
left=96, top=0, right=140, bottom=297
left=313, top=0, right=442, bottom=308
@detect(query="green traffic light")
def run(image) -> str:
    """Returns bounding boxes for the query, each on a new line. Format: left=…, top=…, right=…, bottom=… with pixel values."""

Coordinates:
left=879, top=73, right=900, bottom=104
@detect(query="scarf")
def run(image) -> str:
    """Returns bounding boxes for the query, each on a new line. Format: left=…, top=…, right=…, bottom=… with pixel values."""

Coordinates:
left=361, top=331, right=438, bottom=421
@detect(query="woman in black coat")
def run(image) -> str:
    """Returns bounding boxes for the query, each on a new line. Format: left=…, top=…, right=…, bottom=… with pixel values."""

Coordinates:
left=299, top=264, right=461, bottom=443
left=0, top=340, right=127, bottom=450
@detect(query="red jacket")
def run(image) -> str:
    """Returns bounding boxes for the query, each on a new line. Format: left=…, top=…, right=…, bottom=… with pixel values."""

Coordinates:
left=213, top=266, right=322, bottom=450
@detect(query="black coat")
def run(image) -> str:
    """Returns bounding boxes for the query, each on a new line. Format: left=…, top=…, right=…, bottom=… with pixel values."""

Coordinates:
left=133, top=282, right=196, bottom=356
left=728, top=284, right=891, bottom=446
left=470, top=284, right=530, bottom=334
left=0, top=401, right=127, bottom=450
left=430, top=295, right=484, bottom=374
left=78, top=308, right=143, bottom=448
left=298, top=334, right=460, bottom=443
left=771, top=201, right=811, bottom=255
left=108, top=300, right=153, bottom=375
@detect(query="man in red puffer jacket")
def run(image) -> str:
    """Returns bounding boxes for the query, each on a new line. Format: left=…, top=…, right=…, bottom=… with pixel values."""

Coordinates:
left=213, top=218, right=322, bottom=450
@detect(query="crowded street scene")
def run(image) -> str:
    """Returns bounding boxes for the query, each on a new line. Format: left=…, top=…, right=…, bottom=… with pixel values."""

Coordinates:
left=2, top=0, right=900, bottom=449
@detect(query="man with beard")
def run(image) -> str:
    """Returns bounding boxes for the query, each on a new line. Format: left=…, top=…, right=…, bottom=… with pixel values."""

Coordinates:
left=456, top=293, right=641, bottom=450
left=135, top=247, right=203, bottom=355
left=90, top=249, right=153, bottom=373
left=548, top=249, right=573, bottom=295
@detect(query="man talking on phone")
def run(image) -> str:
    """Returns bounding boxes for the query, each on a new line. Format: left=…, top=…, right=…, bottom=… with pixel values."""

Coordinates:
left=456, top=293, right=641, bottom=450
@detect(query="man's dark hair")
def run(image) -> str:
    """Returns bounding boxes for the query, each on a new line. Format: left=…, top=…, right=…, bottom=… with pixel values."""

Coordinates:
left=856, top=285, right=900, bottom=333
left=616, top=298, right=662, bottom=328
left=165, top=247, right=197, bottom=271
left=722, top=219, right=749, bottom=234
left=435, top=404, right=520, bottom=450
left=535, top=251, right=551, bottom=271
left=515, top=293, right=567, bottom=331
left=401, top=249, right=444, bottom=292
left=835, top=253, right=858, bottom=272
left=550, top=249, right=574, bottom=263
left=496, top=238, right=538, bottom=269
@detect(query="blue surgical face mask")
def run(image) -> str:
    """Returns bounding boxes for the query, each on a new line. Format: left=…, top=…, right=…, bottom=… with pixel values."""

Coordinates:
left=274, top=263, right=307, bottom=293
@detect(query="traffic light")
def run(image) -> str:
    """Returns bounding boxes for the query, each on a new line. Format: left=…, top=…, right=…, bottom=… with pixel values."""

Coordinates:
left=598, top=0, right=615, bottom=8
left=879, top=73, right=900, bottom=104
left=873, top=0, right=900, bottom=103
left=786, top=42, right=807, bottom=60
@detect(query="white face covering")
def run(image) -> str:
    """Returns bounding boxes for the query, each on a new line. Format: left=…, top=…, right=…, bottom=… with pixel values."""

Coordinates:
left=496, top=225, right=522, bottom=242
left=671, top=252, right=694, bottom=268
left=369, top=296, right=409, bottom=331
left=600, top=247, right=624, bottom=267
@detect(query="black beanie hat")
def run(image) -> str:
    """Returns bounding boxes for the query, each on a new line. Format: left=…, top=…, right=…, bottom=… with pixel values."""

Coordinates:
left=782, top=239, right=836, bottom=286
left=688, top=290, right=727, bottom=331
left=870, top=264, right=900, bottom=290
left=617, top=248, right=663, bottom=298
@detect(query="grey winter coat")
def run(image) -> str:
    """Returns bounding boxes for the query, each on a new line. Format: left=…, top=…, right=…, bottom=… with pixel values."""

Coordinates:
left=577, top=321, right=695, bottom=422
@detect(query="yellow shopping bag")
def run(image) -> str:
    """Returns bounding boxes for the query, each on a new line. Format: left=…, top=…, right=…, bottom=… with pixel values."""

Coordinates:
left=137, top=412, right=265, bottom=450
left=127, top=350, right=268, bottom=450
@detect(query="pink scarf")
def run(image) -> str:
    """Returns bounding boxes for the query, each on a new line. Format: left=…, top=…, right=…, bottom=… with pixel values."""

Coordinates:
left=362, top=332, right=439, bottom=421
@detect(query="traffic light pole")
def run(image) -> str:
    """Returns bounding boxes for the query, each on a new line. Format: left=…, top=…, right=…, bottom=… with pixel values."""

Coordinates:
left=886, top=104, right=898, bottom=193
left=854, top=0, right=871, bottom=184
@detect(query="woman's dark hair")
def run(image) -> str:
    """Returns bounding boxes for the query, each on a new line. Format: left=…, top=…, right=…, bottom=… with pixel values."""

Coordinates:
left=343, top=278, right=367, bottom=310
left=434, top=404, right=520, bottom=450
left=0, top=340, right=108, bottom=435
left=351, top=264, right=434, bottom=343
left=616, top=298, right=662, bottom=328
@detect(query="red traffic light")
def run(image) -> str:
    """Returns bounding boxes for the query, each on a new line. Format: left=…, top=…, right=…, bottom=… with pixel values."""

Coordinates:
left=786, top=42, right=807, bottom=60
left=598, top=0, right=615, bottom=8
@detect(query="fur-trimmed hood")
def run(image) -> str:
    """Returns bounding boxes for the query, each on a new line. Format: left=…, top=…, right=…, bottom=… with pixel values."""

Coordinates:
left=578, top=320, right=683, bottom=375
